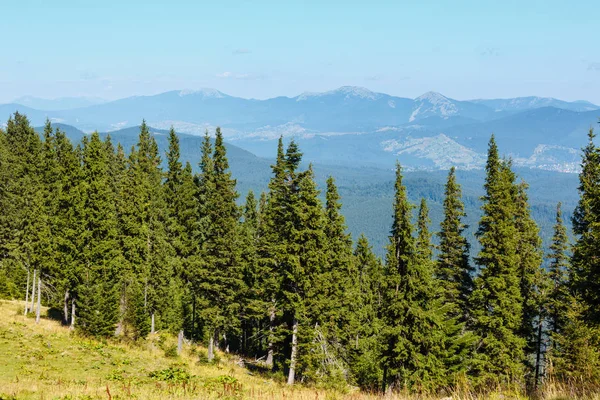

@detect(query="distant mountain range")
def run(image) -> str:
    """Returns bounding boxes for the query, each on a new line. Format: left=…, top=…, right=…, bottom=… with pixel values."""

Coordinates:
left=11, top=96, right=106, bottom=111
left=3, top=86, right=600, bottom=172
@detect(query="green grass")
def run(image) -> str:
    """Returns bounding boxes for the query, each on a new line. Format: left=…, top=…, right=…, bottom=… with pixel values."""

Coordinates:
left=0, top=299, right=595, bottom=400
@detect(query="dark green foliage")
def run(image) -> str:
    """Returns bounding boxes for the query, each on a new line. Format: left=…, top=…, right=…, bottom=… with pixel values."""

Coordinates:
left=2, top=111, right=598, bottom=395
left=571, top=128, right=600, bottom=323
left=547, top=203, right=570, bottom=337
left=381, top=164, right=446, bottom=392
left=550, top=128, right=600, bottom=386
left=550, top=296, right=600, bottom=385
left=513, top=179, right=544, bottom=384
left=346, top=235, right=384, bottom=390
left=436, top=167, right=473, bottom=321
left=193, top=128, right=243, bottom=348
left=470, top=136, right=526, bottom=385
left=1, top=113, right=46, bottom=303
left=76, top=132, right=121, bottom=337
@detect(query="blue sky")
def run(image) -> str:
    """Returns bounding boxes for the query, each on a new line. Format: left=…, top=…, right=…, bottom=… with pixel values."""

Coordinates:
left=1, top=0, right=599, bottom=103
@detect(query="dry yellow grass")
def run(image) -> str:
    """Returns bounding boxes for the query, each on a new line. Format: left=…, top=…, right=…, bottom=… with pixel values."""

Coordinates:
left=0, top=299, right=595, bottom=400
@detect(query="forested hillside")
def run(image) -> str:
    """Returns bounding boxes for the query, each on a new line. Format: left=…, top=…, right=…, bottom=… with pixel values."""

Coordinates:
left=31, top=122, right=580, bottom=259
left=1, top=112, right=600, bottom=398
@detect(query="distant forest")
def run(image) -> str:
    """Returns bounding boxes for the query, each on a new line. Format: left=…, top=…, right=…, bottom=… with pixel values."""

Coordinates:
left=1, top=112, right=600, bottom=396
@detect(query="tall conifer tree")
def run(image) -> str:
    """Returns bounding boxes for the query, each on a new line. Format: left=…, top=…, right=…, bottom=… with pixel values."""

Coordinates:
left=470, top=136, right=525, bottom=385
left=437, top=167, right=473, bottom=320
left=76, top=132, right=121, bottom=337
left=381, top=165, right=445, bottom=392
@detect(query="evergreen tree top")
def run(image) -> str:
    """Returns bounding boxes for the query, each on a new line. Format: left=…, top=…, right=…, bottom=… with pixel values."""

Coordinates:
left=285, top=140, right=302, bottom=174
left=416, top=198, right=433, bottom=262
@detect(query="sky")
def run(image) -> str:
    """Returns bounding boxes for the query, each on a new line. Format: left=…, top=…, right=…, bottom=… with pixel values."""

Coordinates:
left=1, top=0, right=600, bottom=103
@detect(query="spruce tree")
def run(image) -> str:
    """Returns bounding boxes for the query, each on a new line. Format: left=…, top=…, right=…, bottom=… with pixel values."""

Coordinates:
left=2, top=113, right=46, bottom=311
left=347, top=235, right=384, bottom=390
left=547, top=202, right=570, bottom=339
left=572, top=128, right=600, bottom=322
left=285, top=163, right=328, bottom=385
left=194, top=128, right=243, bottom=357
left=436, top=167, right=473, bottom=320
left=50, top=127, right=84, bottom=325
left=381, top=164, right=445, bottom=392
left=320, top=176, right=354, bottom=372
left=255, top=137, right=288, bottom=369
left=551, top=128, right=600, bottom=385
left=513, top=179, right=544, bottom=384
left=76, top=132, right=121, bottom=337
left=470, top=136, right=525, bottom=385
left=240, top=190, right=261, bottom=354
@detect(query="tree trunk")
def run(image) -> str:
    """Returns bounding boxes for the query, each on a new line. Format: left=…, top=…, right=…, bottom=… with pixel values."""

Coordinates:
left=207, top=332, right=215, bottom=362
left=266, top=301, right=275, bottom=369
left=115, top=285, right=125, bottom=336
left=70, top=299, right=75, bottom=330
left=534, top=313, right=544, bottom=390
left=30, top=269, right=36, bottom=312
left=222, top=333, right=229, bottom=353
left=177, top=330, right=184, bottom=355
left=287, top=318, right=298, bottom=385
left=151, top=313, right=155, bottom=334
left=191, top=294, right=196, bottom=341
left=63, top=289, right=70, bottom=325
left=24, top=269, right=30, bottom=315
left=35, top=276, right=41, bottom=323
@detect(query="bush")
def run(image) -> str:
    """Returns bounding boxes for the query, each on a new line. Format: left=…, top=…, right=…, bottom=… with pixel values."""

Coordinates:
left=164, top=344, right=178, bottom=358
left=149, top=364, right=193, bottom=384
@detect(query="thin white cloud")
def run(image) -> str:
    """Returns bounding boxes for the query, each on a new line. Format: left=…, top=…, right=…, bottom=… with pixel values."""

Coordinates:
left=216, top=72, right=264, bottom=80
left=80, top=71, right=99, bottom=81
left=365, top=74, right=383, bottom=81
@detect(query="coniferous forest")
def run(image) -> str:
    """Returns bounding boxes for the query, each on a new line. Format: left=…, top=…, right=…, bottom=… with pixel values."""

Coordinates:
left=2, top=111, right=600, bottom=396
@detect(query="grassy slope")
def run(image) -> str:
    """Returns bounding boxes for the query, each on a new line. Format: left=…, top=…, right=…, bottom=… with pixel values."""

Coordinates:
left=0, top=300, right=354, bottom=400
left=0, top=300, right=589, bottom=400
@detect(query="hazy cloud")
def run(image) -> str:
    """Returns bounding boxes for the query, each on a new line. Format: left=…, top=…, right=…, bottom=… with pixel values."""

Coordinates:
left=588, top=62, right=600, bottom=71
left=216, top=71, right=264, bottom=80
left=80, top=71, right=99, bottom=80
left=365, top=74, right=383, bottom=81
left=233, top=48, right=251, bottom=55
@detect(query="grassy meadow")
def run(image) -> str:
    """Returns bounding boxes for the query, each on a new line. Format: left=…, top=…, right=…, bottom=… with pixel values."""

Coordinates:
left=0, top=299, right=595, bottom=400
